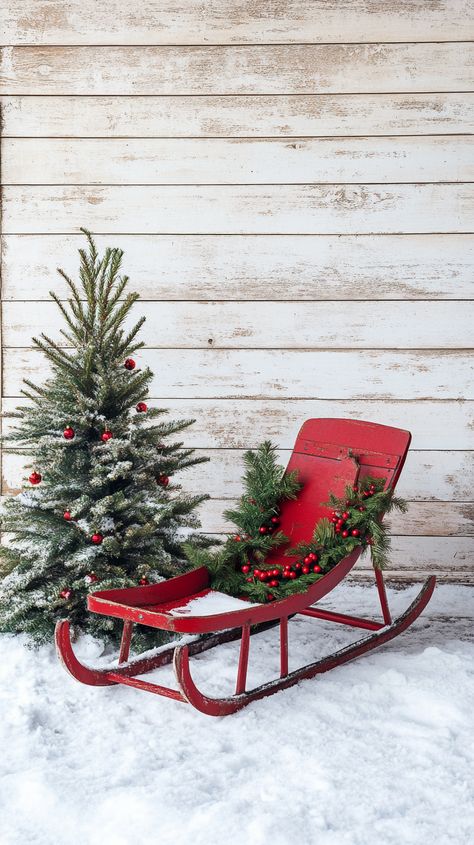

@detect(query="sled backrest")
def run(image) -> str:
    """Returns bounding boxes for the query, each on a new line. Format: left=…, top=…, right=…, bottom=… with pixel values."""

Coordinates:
left=274, top=418, right=411, bottom=551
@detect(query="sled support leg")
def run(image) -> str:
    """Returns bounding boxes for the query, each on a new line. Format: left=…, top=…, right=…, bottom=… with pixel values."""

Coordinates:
left=375, top=568, right=392, bottom=625
left=235, top=623, right=250, bottom=694
left=118, top=621, right=134, bottom=664
left=280, top=617, right=288, bottom=677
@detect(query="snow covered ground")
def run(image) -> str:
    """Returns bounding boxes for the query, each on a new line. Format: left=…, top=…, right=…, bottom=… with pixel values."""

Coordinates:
left=1, top=581, right=473, bottom=845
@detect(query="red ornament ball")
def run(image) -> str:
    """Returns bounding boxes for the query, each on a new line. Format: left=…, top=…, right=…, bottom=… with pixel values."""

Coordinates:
left=91, top=533, right=103, bottom=545
left=60, top=588, right=72, bottom=600
left=124, top=358, right=136, bottom=370
left=101, top=430, right=113, bottom=442
left=157, top=474, right=169, bottom=487
left=63, top=426, right=75, bottom=440
left=85, top=572, right=98, bottom=585
left=63, top=510, right=72, bottom=521
left=29, top=471, right=42, bottom=485
left=136, top=402, right=148, bottom=413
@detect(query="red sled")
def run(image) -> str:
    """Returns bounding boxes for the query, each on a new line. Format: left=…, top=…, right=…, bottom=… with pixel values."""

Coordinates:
left=56, top=418, right=436, bottom=716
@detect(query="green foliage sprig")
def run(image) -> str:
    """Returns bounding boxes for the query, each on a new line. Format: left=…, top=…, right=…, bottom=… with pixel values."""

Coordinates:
left=184, top=442, right=300, bottom=597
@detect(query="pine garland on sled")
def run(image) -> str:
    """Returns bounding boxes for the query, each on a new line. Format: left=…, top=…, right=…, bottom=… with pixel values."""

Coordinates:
left=185, top=442, right=408, bottom=604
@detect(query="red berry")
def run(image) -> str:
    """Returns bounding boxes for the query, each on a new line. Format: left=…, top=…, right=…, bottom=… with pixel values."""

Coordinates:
left=272, top=569, right=280, bottom=577
left=85, top=572, right=98, bottom=585
left=136, top=402, right=147, bottom=412
left=139, top=577, right=149, bottom=585
left=63, top=510, right=72, bottom=521
left=341, top=530, right=349, bottom=538
left=259, top=526, right=267, bottom=534
left=359, top=506, right=366, bottom=512
left=302, top=565, right=310, bottom=575
left=366, top=537, right=374, bottom=545
left=271, top=516, right=279, bottom=524
left=253, top=569, right=260, bottom=577
left=63, top=426, right=75, bottom=440
left=259, top=573, right=268, bottom=582
left=289, top=571, right=297, bottom=579
left=342, top=511, right=349, bottom=520
left=246, top=577, right=253, bottom=583
left=234, top=535, right=242, bottom=542
left=352, top=485, right=359, bottom=492
left=266, top=593, right=275, bottom=601
left=304, top=556, right=311, bottom=565
left=351, top=529, right=360, bottom=537
left=269, top=580, right=279, bottom=588
left=295, top=562, right=302, bottom=570
left=124, top=358, right=136, bottom=370
left=241, top=564, right=250, bottom=574
left=91, top=533, right=103, bottom=545
left=60, top=588, right=72, bottom=600
left=157, top=474, right=169, bottom=487
left=335, top=526, right=341, bottom=533
left=29, top=471, right=42, bottom=485
left=313, top=565, right=322, bottom=573
left=101, top=430, right=113, bottom=442
left=309, top=553, right=317, bottom=562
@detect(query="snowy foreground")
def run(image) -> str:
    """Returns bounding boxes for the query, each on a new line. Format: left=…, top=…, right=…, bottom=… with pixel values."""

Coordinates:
left=1, top=582, right=473, bottom=845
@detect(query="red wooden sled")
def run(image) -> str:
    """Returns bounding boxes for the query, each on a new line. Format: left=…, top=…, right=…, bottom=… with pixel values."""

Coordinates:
left=56, top=418, right=436, bottom=716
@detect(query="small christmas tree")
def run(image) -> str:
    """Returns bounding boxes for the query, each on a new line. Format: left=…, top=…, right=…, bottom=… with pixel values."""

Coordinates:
left=0, top=231, right=210, bottom=646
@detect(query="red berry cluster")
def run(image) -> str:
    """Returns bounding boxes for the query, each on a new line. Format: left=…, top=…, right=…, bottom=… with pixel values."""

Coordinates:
left=328, top=481, right=377, bottom=540
left=241, top=554, right=322, bottom=602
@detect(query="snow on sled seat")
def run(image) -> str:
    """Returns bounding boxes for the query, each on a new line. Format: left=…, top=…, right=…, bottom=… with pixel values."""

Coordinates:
left=56, top=418, right=436, bottom=715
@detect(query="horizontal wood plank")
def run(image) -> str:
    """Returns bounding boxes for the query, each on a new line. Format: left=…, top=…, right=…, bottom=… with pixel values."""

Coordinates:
left=4, top=184, right=473, bottom=234
left=2, top=94, right=473, bottom=138
left=3, top=397, right=472, bottom=450
left=5, top=137, right=473, bottom=185
left=4, top=1, right=473, bottom=45
left=2, top=44, right=473, bottom=96
left=3, top=234, right=473, bottom=301
left=4, top=300, right=473, bottom=350
left=3, top=348, right=472, bottom=400
left=3, top=448, right=473, bottom=502
left=197, top=498, right=474, bottom=535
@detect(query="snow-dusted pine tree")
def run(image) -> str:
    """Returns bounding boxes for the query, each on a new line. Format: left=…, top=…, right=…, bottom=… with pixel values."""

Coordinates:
left=0, top=231, right=210, bottom=646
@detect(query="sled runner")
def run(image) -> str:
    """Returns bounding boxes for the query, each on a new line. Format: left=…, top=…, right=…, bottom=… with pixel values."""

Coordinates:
left=56, top=418, right=436, bottom=716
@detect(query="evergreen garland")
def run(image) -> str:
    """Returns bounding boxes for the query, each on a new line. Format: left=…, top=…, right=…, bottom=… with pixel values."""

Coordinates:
left=186, top=444, right=408, bottom=604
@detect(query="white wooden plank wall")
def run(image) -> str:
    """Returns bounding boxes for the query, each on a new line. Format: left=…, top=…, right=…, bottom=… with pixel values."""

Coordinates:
left=1, top=1, right=473, bottom=582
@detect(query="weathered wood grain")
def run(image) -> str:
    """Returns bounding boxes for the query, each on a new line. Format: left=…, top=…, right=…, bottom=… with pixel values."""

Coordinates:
left=3, top=397, right=472, bottom=450
left=2, top=44, right=473, bottom=96
left=3, top=448, right=473, bottom=502
left=3, top=234, right=473, bottom=301
left=4, top=300, right=473, bottom=350
left=4, top=1, right=473, bottom=45
left=350, top=536, right=474, bottom=575
left=197, top=498, right=474, bottom=535
left=5, top=137, right=473, bottom=185
left=4, top=185, right=473, bottom=234
left=2, top=94, right=473, bottom=138
left=3, top=348, right=472, bottom=400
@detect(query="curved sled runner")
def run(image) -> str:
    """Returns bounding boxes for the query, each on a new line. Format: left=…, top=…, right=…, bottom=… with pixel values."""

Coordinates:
left=56, top=418, right=436, bottom=715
